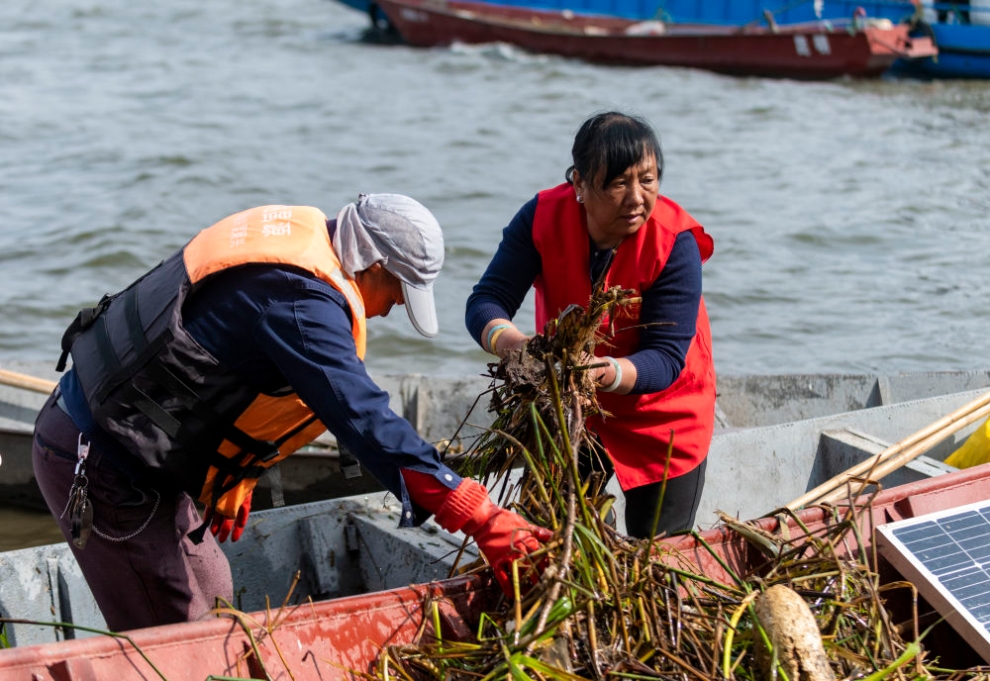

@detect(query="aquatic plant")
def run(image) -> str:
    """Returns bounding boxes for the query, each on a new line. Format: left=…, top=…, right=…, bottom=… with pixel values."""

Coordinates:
left=365, top=283, right=988, bottom=681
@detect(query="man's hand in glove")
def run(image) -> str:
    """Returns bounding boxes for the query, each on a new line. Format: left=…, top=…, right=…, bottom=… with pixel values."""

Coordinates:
left=203, top=492, right=252, bottom=543
left=460, top=502, right=553, bottom=596
left=403, top=470, right=553, bottom=597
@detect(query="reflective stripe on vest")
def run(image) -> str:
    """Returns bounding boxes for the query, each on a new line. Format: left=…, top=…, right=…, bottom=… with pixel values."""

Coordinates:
left=185, top=205, right=366, bottom=358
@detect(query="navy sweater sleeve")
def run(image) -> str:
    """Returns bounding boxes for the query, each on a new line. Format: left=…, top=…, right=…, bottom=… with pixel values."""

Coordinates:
left=634, top=233, right=701, bottom=392
left=465, top=198, right=702, bottom=395
left=465, top=196, right=542, bottom=342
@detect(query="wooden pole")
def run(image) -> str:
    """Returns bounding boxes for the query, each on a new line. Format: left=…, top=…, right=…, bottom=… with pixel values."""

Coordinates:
left=785, top=389, right=990, bottom=511
left=0, top=368, right=58, bottom=395
left=814, top=401, right=990, bottom=507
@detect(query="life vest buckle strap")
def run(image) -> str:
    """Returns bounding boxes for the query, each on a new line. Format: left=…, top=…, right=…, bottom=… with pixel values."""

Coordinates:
left=130, top=386, right=183, bottom=439
left=56, top=294, right=116, bottom=373
left=94, top=328, right=174, bottom=405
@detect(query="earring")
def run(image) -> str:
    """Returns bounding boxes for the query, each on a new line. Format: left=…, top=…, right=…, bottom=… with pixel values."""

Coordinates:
left=576, top=194, right=584, bottom=203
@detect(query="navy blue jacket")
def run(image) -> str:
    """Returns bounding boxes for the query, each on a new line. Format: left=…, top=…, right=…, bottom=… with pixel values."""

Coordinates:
left=60, top=260, right=461, bottom=527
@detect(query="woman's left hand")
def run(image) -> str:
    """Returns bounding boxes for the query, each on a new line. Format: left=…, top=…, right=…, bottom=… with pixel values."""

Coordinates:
left=576, top=352, right=610, bottom=385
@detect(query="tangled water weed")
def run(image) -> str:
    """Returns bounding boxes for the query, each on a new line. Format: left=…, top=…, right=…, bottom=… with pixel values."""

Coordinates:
left=365, top=284, right=990, bottom=681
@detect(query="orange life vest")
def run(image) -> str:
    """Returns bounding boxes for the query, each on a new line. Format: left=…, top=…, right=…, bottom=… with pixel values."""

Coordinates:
left=531, top=183, right=716, bottom=489
left=63, top=206, right=366, bottom=517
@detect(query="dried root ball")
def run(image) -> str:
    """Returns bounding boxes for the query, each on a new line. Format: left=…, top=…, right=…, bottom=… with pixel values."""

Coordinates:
left=753, top=584, right=835, bottom=681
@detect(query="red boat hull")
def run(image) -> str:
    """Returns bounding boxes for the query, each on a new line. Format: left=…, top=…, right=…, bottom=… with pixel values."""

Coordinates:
left=4, top=463, right=989, bottom=677
left=376, top=0, right=937, bottom=78
left=0, top=577, right=501, bottom=680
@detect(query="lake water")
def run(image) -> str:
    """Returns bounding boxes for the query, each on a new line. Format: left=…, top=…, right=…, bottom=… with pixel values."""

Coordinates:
left=2, top=0, right=989, bottom=548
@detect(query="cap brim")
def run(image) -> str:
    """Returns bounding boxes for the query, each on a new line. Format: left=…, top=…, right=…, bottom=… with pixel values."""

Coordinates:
left=401, top=281, right=439, bottom=338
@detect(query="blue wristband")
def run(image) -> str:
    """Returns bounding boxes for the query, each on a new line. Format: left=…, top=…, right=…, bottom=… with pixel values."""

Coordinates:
left=485, top=324, right=511, bottom=354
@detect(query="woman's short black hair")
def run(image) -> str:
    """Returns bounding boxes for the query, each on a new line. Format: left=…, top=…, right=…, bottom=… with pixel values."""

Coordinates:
left=566, top=111, right=664, bottom=191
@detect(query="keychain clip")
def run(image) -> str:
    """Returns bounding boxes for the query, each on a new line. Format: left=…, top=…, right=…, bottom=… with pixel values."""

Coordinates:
left=74, top=433, right=91, bottom=476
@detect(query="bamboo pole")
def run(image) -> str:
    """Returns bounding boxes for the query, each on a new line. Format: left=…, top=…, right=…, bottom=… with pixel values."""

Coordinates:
left=0, top=368, right=57, bottom=395
left=814, top=401, right=990, bottom=507
left=785, top=389, right=990, bottom=511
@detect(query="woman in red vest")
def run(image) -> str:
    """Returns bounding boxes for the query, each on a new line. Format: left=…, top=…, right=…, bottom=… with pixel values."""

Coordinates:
left=466, top=112, right=717, bottom=538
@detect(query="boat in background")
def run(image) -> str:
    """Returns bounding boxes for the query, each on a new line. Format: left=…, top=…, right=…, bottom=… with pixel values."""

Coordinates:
left=638, top=0, right=990, bottom=79
left=0, top=362, right=990, bottom=512
left=335, top=0, right=989, bottom=79
left=4, top=363, right=989, bottom=513
left=373, top=0, right=936, bottom=78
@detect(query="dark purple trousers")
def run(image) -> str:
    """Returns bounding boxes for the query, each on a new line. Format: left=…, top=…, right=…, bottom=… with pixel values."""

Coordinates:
left=32, top=391, right=233, bottom=632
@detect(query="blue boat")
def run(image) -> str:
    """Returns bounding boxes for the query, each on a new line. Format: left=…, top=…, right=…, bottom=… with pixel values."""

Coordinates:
left=647, top=0, right=990, bottom=79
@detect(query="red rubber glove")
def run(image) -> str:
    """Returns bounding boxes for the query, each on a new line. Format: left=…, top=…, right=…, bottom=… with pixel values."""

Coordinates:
left=204, top=493, right=252, bottom=543
left=462, top=503, right=553, bottom=596
left=404, top=470, right=552, bottom=597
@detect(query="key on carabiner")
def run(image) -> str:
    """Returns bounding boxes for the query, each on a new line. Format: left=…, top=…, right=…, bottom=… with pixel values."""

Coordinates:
left=74, top=433, right=91, bottom=476
left=69, top=485, right=94, bottom=549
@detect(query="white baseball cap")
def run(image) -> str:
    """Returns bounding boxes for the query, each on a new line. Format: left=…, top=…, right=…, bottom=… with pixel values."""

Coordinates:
left=334, top=194, right=444, bottom=337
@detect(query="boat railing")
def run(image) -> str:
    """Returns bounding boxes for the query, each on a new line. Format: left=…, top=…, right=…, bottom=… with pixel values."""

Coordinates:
left=651, top=0, right=988, bottom=30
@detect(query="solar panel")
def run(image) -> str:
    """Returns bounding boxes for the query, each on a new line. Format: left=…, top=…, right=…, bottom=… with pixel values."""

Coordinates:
left=876, top=499, right=990, bottom=663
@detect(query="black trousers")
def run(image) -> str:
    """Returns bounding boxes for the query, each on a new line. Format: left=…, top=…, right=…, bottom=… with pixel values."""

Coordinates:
left=622, top=459, right=707, bottom=538
left=579, top=444, right=707, bottom=539
left=32, top=390, right=232, bottom=631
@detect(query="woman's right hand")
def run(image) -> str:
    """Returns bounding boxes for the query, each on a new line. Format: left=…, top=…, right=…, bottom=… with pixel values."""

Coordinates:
left=485, top=320, right=529, bottom=357
left=494, top=329, right=530, bottom=356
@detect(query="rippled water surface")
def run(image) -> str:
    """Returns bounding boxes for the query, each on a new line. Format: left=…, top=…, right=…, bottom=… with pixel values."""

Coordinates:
left=2, top=0, right=989, bottom=542
left=3, top=0, right=990, bottom=379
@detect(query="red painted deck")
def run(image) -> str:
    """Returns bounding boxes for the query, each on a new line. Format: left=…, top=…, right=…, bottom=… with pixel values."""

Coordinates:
left=0, top=577, right=500, bottom=680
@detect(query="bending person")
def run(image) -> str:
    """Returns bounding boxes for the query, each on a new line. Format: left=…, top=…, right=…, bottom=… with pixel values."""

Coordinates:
left=34, top=194, right=550, bottom=632
left=466, top=112, right=716, bottom=539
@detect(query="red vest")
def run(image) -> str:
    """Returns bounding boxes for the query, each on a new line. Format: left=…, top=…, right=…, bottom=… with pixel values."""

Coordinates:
left=532, top=183, right=716, bottom=489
